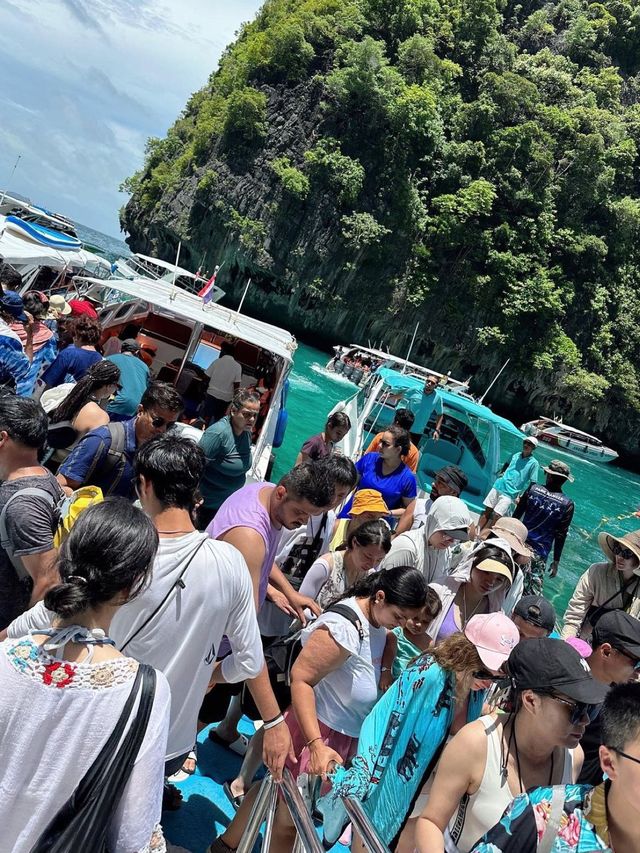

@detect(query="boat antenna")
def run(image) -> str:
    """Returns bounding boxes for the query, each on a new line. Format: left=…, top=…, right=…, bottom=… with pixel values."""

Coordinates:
left=402, top=322, right=420, bottom=374
left=168, top=240, right=182, bottom=302
left=478, top=358, right=510, bottom=405
left=0, top=154, right=22, bottom=206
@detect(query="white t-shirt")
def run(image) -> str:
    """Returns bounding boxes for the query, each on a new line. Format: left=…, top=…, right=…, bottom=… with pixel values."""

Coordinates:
left=0, top=637, right=170, bottom=853
left=7, top=533, right=264, bottom=760
left=301, top=597, right=386, bottom=737
left=205, top=354, right=242, bottom=402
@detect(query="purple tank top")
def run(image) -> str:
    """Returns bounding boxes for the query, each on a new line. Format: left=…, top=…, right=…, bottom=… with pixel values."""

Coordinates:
left=435, top=604, right=460, bottom=644
left=208, top=481, right=281, bottom=609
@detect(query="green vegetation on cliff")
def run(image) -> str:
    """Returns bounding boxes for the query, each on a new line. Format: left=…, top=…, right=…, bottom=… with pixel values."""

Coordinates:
left=122, top=0, right=640, bottom=452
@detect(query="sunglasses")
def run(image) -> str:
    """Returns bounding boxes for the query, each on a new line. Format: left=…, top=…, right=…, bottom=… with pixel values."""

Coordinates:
left=608, top=746, right=640, bottom=766
left=235, top=408, right=258, bottom=420
left=616, top=648, right=640, bottom=672
left=150, top=415, right=177, bottom=429
left=545, top=694, right=600, bottom=725
left=611, top=540, right=637, bottom=561
left=472, top=670, right=509, bottom=684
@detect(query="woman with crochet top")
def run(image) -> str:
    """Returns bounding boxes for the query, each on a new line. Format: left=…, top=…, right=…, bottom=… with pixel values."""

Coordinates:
left=0, top=498, right=171, bottom=853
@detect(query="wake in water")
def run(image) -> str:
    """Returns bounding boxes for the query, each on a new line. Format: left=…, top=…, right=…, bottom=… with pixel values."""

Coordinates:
left=309, top=362, right=359, bottom=387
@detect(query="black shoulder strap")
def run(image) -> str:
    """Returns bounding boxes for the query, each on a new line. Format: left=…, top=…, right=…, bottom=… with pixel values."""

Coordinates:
left=325, top=602, right=366, bottom=643
left=120, top=537, right=208, bottom=652
left=311, top=513, right=329, bottom=549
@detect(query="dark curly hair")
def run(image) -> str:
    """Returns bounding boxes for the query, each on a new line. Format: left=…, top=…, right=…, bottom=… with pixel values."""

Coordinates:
left=71, top=315, right=101, bottom=346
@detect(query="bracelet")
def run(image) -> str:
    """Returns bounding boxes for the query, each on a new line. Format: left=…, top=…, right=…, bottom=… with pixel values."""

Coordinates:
left=306, top=736, right=323, bottom=748
left=380, top=667, right=391, bottom=672
left=263, top=713, right=282, bottom=726
left=263, top=715, right=285, bottom=731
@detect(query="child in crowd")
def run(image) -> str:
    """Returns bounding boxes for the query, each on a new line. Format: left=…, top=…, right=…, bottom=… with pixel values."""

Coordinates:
left=379, top=588, right=442, bottom=691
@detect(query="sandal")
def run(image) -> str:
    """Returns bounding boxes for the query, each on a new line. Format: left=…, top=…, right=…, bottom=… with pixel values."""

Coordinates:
left=167, top=749, right=197, bottom=783
left=223, top=780, right=245, bottom=811
left=208, top=729, right=249, bottom=756
left=162, top=781, right=183, bottom=811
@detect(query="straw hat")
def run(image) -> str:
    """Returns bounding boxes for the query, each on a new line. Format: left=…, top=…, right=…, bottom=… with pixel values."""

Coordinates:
left=597, top=530, right=640, bottom=574
left=490, top=517, right=533, bottom=558
left=48, top=294, right=71, bottom=317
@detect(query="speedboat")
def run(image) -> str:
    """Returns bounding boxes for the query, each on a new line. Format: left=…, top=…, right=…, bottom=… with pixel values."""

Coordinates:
left=64, top=274, right=296, bottom=481
left=521, top=416, right=618, bottom=464
left=327, top=342, right=470, bottom=392
left=111, top=252, right=226, bottom=303
left=0, top=193, right=79, bottom=238
left=332, top=367, right=525, bottom=514
left=0, top=213, right=112, bottom=291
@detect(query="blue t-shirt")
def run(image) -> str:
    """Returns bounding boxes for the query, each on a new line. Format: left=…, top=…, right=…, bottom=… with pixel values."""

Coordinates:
left=517, top=483, right=575, bottom=561
left=404, top=388, right=444, bottom=435
left=58, top=418, right=137, bottom=498
left=493, top=451, right=539, bottom=498
left=41, top=346, right=102, bottom=387
left=106, top=353, right=150, bottom=417
left=339, top=453, right=417, bottom=517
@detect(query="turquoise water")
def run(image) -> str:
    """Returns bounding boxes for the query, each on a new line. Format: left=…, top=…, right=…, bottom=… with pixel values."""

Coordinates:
left=74, top=221, right=130, bottom=261
left=273, top=342, right=640, bottom=617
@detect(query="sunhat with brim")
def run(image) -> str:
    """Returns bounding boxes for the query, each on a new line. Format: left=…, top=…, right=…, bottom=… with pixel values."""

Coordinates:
left=523, top=436, right=538, bottom=447
left=543, top=459, right=574, bottom=482
left=464, top=612, right=519, bottom=671
left=597, top=530, right=640, bottom=574
left=506, top=638, right=607, bottom=704
left=475, top=557, right=512, bottom=585
left=349, top=489, right=389, bottom=516
left=490, top=517, right=533, bottom=558
left=48, top=294, right=72, bottom=316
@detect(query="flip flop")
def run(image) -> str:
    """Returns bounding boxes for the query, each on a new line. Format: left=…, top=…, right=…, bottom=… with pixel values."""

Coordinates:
left=208, top=729, right=250, bottom=756
left=167, top=749, right=197, bottom=783
left=223, top=781, right=245, bottom=811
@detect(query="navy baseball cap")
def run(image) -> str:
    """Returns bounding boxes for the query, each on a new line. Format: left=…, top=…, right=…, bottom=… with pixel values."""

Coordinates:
left=0, top=290, right=27, bottom=323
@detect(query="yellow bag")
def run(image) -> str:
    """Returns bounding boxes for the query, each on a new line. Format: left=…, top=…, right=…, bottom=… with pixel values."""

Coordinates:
left=53, top=486, right=104, bottom=547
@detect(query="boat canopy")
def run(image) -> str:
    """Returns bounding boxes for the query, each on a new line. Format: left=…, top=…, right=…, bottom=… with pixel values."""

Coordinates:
left=0, top=217, right=106, bottom=272
left=377, top=367, right=524, bottom=439
left=78, top=276, right=297, bottom=364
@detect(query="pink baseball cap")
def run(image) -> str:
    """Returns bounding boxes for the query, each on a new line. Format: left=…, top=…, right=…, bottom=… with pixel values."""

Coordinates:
left=565, top=637, right=593, bottom=658
left=465, top=612, right=519, bottom=671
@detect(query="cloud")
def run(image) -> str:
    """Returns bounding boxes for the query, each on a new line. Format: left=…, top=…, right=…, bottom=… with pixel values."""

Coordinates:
left=0, top=0, right=263, bottom=236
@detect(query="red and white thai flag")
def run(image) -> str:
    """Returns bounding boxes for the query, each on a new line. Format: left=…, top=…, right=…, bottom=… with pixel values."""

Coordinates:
left=197, top=265, right=220, bottom=304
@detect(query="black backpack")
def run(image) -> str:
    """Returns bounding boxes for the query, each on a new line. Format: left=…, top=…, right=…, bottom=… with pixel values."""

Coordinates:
left=241, top=602, right=365, bottom=718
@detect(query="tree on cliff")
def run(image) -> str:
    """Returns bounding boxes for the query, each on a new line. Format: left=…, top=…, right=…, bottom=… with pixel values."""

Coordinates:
left=121, top=0, right=640, bottom=448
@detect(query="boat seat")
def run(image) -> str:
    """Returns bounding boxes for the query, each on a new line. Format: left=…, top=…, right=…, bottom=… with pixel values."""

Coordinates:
left=419, top=438, right=463, bottom=467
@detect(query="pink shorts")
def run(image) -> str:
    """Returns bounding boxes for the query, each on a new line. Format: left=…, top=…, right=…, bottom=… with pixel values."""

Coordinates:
left=283, top=707, right=358, bottom=783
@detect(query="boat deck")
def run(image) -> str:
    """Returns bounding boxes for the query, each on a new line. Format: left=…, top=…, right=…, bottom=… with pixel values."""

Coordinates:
left=164, top=722, right=347, bottom=852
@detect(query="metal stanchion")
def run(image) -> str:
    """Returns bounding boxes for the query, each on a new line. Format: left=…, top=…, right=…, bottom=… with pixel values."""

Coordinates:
left=280, top=770, right=323, bottom=853
left=236, top=774, right=274, bottom=853
left=343, top=797, right=391, bottom=853
left=261, top=776, right=279, bottom=851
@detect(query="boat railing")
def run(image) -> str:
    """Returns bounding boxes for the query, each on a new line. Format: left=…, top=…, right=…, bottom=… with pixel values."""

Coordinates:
left=234, top=770, right=390, bottom=853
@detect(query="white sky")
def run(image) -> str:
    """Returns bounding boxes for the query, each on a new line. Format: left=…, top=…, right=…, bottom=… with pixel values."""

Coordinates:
left=0, top=0, right=263, bottom=236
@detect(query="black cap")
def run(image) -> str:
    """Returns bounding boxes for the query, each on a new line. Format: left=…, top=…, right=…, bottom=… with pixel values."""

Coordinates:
left=592, top=610, right=640, bottom=659
left=506, top=638, right=608, bottom=703
left=436, top=465, right=468, bottom=493
left=513, top=595, right=556, bottom=633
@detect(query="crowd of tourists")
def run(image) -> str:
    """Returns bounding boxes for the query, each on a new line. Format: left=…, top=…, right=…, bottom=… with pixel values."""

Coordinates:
left=0, top=262, right=639, bottom=853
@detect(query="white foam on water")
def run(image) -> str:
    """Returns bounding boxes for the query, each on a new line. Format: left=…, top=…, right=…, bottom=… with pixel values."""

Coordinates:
left=309, top=362, right=358, bottom=387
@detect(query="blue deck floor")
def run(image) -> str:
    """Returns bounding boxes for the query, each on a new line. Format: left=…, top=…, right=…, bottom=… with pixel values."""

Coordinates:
left=162, top=721, right=348, bottom=853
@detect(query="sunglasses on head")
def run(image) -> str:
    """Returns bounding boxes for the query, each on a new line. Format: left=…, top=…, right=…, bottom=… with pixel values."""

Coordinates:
left=544, top=693, right=600, bottom=725
left=611, top=540, right=637, bottom=561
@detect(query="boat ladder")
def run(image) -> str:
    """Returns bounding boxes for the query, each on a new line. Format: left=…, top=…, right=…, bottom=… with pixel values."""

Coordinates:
left=235, top=769, right=390, bottom=853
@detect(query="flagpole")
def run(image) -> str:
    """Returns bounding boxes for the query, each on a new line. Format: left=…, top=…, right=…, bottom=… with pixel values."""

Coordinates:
left=236, top=278, right=252, bottom=317
left=168, top=241, right=181, bottom=302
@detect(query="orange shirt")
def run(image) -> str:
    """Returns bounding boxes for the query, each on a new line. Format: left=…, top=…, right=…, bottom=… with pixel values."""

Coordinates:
left=366, top=432, right=420, bottom=473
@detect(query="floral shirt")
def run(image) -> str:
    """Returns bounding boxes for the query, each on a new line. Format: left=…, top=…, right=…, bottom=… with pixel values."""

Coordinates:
left=470, top=783, right=611, bottom=853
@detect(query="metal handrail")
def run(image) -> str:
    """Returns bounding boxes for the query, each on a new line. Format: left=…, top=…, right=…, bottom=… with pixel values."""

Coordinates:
left=342, top=797, right=391, bottom=853
left=235, top=770, right=322, bottom=853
